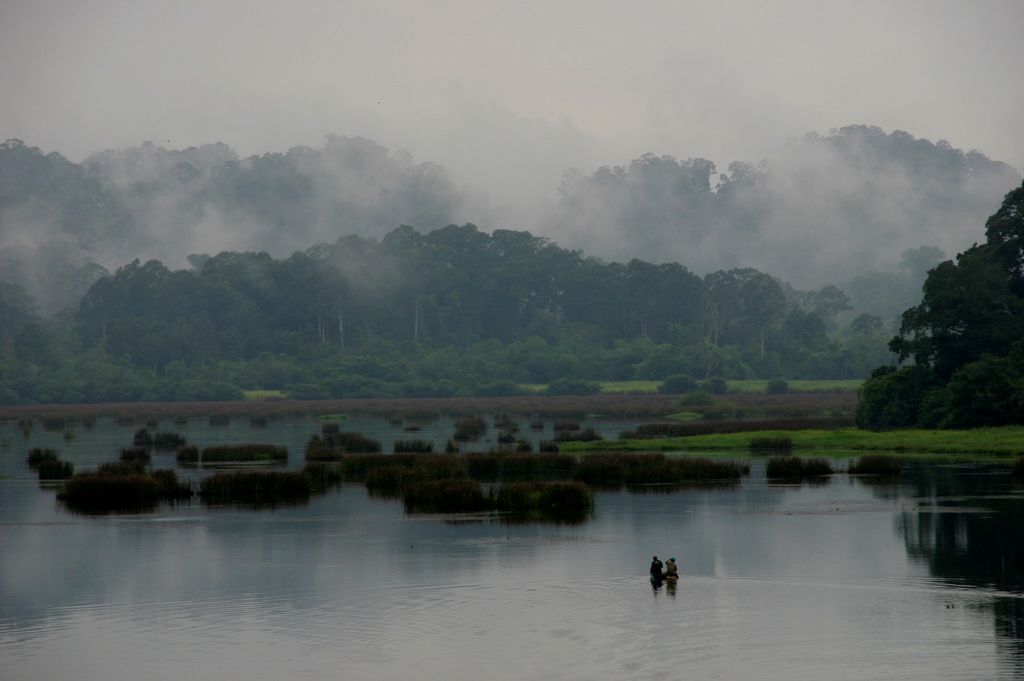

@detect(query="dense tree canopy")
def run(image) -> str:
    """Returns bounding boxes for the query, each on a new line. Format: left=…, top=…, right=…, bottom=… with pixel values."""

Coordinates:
left=858, top=182, right=1024, bottom=428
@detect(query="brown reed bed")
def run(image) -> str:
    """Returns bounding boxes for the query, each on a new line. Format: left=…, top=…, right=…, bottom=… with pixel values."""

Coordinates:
left=572, top=453, right=749, bottom=487
left=58, top=468, right=191, bottom=513
left=766, top=456, right=834, bottom=480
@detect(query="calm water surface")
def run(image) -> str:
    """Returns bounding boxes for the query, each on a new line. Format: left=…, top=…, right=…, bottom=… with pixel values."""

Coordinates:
left=1, top=417, right=1022, bottom=680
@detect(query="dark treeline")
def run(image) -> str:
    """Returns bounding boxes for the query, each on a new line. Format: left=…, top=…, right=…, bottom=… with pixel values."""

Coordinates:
left=1, top=223, right=894, bottom=404
left=858, top=181, right=1024, bottom=428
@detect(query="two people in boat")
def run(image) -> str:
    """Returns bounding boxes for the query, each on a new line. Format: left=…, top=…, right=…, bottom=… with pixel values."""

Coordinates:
left=649, top=555, right=678, bottom=579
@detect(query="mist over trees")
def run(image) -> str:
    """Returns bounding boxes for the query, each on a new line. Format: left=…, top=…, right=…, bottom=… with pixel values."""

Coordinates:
left=2, top=126, right=1018, bottom=321
left=555, top=125, right=1020, bottom=287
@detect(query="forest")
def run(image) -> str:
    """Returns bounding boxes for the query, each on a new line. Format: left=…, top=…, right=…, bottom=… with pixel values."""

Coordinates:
left=0, top=126, right=1020, bottom=406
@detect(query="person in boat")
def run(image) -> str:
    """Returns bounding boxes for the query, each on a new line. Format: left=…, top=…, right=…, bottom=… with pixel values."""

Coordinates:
left=665, top=557, right=678, bottom=578
left=649, top=555, right=664, bottom=577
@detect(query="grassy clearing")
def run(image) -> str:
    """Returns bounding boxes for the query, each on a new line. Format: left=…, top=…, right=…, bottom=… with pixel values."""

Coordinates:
left=727, top=379, right=862, bottom=393
left=243, top=390, right=288, bottom=401
left=565, top=426, right=1024, bottom=458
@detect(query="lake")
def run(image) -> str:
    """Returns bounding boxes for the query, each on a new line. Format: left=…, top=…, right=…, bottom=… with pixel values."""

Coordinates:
left=1, top=416, right=1022, bottom=680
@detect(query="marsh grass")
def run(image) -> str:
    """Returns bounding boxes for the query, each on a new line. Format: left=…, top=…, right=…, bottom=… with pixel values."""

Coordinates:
left=133, top=428, right=153, bottom=446
left=749, top=436, right=793, bottom=454
left=553, top=421, right=581, bottom=432
left=120, top=446, right=151, bottom=464
left=554, top=427, right=603, bottom=442
left=465, top=453, right=575, bottom=481
left=453, top=416, right=487, bottom=441
left=402, top=479, right=488, bottom=513
left=152, top=432, right=187, bottom=449
left=538, top=440, right=559, bottom=453
left=1011, top=457, right=1024, bottom=478
left=199, top=471, right=311, bottom=504
left=766, top=456, right=834, bottom=479
left=493, top=481, right=593, bottom=521
left=394, top=439, right=434, bottom=453
left=302, top=463, right=344, bottom=491
left=58, top=468, right=190, bottom=513
left=573, top=453, right=748, bottom=487
left=848, top=454, right=903, bottom=476
left=177, top=444, right=287, bottom=464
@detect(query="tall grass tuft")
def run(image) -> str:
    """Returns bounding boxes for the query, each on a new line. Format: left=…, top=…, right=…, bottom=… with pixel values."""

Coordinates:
left=554, top=427, right=603, bottom=442
left=38, top=459, right=74, bottom=480
left=766, top=456, right=834, bottom=479
left=848, top=455, right=903, bottom=476
left=132, top=428, right=153, bottom=446
left=303, top=463, right=344, bottom=492
left=493, top=481, right=594, bottom=521
left=152, top=432, right=187, bottom=449
left=58, top=468, right=190, bottom=513
left=394, top=439, right=434, bottom=453
left=26, top=447, right=59, bottom=469
left=465, top=453, right=575, bottom=481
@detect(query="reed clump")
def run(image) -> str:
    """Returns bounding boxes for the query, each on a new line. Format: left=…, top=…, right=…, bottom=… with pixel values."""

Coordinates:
left=302, top=463, right=345, bottom=491
left=306, top=432, right=382, bottom=460
left=848, top=454, right=903, bottom=476
left=26, top=447, right=59, bottom=469
left=402, top=479, right=488, bottom=513
left=453, top=416, right=487, bottom=441
left=766, top=456, right=834, bottom=479
left=38, top=459, right=74, bottom=480
left=749, top=436, right=793, bottom=453
left=493, top=481, right=594, bottom=520
left=538, top=440, right=559, bottom=453
left=573, top=453, right=748, bottom=487
left=133, top=428, right=153, bottom=446
left=553, top=421, right=581, bottom=432
left=1011, top=457, right=1024, bottom=478
left=58, top=468, right=190, bottom=512
left=394, top=439, right=434, bottom=453
left=177, top=444, right=287, bottom=464
left=199, top=471, right=311, bottom=504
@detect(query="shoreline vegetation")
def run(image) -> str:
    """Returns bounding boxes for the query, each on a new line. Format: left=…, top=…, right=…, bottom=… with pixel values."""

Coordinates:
left=563, top=426, right=1024, bottom=457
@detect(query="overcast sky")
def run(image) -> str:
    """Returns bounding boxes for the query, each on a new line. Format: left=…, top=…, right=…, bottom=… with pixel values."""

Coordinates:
left=2, top=0, right=1022, bottom=212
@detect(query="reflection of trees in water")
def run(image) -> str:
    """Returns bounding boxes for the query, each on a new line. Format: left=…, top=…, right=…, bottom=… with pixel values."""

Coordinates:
left=892, top=464, right=1024, bottom=671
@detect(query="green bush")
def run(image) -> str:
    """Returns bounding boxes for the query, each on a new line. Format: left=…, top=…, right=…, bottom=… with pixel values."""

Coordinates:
left=766, top=379, right=789, bottom=395
left=659, top=374, right=698, bottom=394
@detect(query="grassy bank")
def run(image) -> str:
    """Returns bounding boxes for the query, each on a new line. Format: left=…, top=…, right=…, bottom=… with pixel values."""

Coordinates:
left=563, top=426, right=1024, bottom=457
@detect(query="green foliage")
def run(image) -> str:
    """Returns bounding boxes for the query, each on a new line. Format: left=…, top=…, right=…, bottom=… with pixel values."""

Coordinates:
left=765, top=379, right=789, bottom=395
left=659, top=374, right=698, bottom=394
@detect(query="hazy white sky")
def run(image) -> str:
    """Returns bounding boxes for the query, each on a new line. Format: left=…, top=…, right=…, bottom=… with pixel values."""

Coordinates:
left=2, top=0, right=1022, bottom=210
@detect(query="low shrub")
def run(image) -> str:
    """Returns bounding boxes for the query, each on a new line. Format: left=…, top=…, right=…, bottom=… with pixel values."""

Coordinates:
left=766, top=456, right=834, bottom=479
left=766, top=380, right=790, bottom=395
left=659, top=375, right=698, bottom=394
left=848, top=454, right=903, bottom=476
left=538, top=441, right=559, bottom=453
